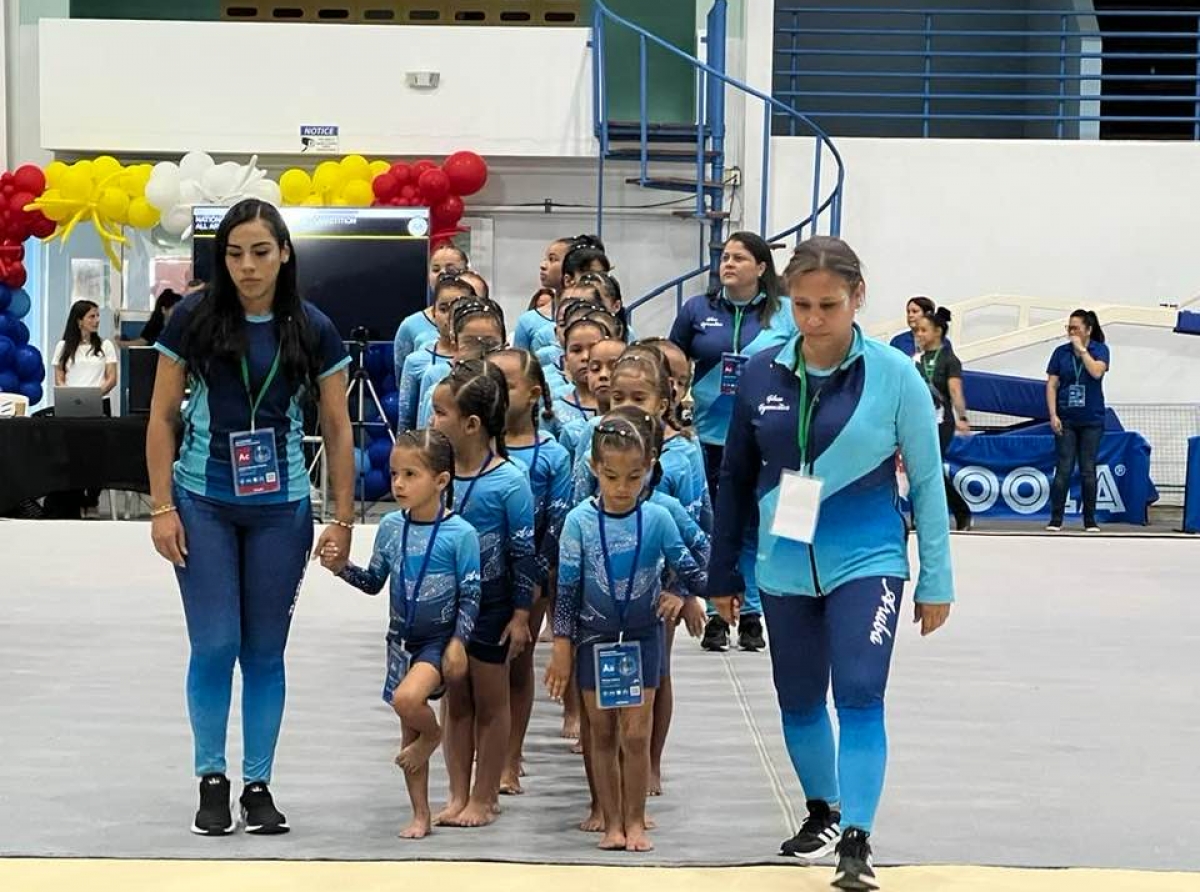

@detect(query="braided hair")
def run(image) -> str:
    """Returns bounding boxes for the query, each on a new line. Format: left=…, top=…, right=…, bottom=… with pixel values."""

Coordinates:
left=438, top=358, right=511, bottom=459
left=493, top=347, right=556, bottom=430
left=451, top=299, right=507, bottom=356
left=590, top=410, right=650, bottom=469
left=608, top=405, right=665, bottom=493
left=613, top=345, right=689, bottom=437
left=393, top=427, right=456, bottom=508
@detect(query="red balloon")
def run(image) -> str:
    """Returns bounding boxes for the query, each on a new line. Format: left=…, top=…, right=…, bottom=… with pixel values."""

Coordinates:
left=412, top=159, right=437, bottom=178
left=10, top=191, right=34, bottom=216
left=13, top=165, right=46, bottom=196
left=442, top=151, right=488, bottom=197
left=390, top=163, right=412, bottom=187
left=417, top=168, right=450, bottom=204
left=1, top=184, right=13, bottom=198
left=6, top=261, right=26, bottom=288
left=372, top=171, right=399, bottom=201
left=434, top=194, right=465, bottom=226
left=0, top=173, right=12, bottom=188
left=30, top=213, right=55, bottom=239
left=400, top=185, right=418, bottom=199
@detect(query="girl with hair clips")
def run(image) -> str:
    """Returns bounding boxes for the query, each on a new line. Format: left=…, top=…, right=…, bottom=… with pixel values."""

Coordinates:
left=415, top=300, right=506, bottom=429
left=1045, top=309, right=1110, bottom=532
left=394, top=242, right=469, bottom=366
left=322, top=428, right=481, bottom=840
left=709, top=236, right=953, bottom=891
left=147, top=198, right=356, bottom=837
left=396, top=275, right=474, bottom=431
left=560, top=234, right=610, bottom=290
left=669, top=231, right=795, bottom=654
left=546, top=412, right=706, bottom=853
left=541, top=236, right=574, bottom=292
left=576, top=271, right=634, bottom=342
left=888, top=296, right=944, bottom=358
left=430, top=359, right=538, bottom=828
left=514, top=287, right=557, bottom=351
left=490, top=348, right=572, bottom=795
left=913, top=305, right=973, bottom=531
left=536, top=300, right=600, bottom=400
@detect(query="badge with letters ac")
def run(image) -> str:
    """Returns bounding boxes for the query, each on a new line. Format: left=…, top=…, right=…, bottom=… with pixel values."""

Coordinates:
left=230, top=429, right=281, bottom=497
left=382, top=638, right=411, bottom=705
left=1066, top=384, right=1086, bottom=408
left=720, top=352, right=749, bottom=395
left=595, top=640, right=644, bottom=709
left=771, top=469, right=823, bottom=544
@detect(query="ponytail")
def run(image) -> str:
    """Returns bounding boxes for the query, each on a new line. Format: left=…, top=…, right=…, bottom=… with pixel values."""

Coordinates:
left=1071, top=309, right=1105, bottom=344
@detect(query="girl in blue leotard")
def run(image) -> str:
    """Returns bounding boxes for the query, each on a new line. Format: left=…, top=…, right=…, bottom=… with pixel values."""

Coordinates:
left=323, top=429, right=481, bottom=840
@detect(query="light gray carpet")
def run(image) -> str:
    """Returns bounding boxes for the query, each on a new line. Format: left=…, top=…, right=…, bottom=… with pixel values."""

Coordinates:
left=0, top=522, right=1196, bottom=869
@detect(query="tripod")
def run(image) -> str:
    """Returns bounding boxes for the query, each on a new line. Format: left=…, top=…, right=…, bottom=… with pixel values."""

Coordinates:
left=307, top=326, right=395, bottom=524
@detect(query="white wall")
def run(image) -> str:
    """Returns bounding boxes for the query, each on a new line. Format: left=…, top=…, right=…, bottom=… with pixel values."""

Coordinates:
left=39, top=19, right=594, bottom=157
left=767, top=136, right=1200, bottom=401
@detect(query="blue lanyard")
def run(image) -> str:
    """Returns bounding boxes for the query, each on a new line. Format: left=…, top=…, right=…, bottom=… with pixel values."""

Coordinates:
left=455, top=450, right=494, bottom=515
left=398, top=509, right=444, bottom=633
left=564, top=394, right=595, bottom=418
left=596, top=500, right=643, bottom=637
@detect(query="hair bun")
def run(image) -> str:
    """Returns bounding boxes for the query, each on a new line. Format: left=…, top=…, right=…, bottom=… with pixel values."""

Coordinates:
left=935, top=306, right=952, bottom=323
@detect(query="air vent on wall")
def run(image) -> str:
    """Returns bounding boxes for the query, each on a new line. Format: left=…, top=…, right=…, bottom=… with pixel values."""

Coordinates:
left=220, top=1, right=580, bottom=25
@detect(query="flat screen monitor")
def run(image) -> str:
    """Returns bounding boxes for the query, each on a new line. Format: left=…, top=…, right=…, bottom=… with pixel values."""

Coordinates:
left=126, top=346, right=158, bottom=414
left=192, top=205, right=431, bottom=341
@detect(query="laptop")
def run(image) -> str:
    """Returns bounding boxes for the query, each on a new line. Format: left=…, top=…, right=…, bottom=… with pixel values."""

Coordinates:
left=55, top=386, right=105, bottom=418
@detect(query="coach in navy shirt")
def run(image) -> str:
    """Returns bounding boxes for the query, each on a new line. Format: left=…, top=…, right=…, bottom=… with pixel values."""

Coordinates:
left=1045, top=309, right=1110, bottom=531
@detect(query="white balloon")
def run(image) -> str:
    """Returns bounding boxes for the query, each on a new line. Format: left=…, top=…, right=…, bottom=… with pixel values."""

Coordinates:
left=178, top=151, right=215, bottom=182
left=247, top=178, right=282, bottom=205
left=144, top=163, right=181, bottom=211
left=201, top=162, right=240, bottom=199
left=161, top=204, right=194, bottom=236
left=178, top=180, right=204, bottom=207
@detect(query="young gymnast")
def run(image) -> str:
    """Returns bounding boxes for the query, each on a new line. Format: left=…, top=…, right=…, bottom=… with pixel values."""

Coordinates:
left=396, top=276, right=472, bottom=431
left=430, top=359, right=538, bottom=827
left=323, top=429, right=481, bottom=839
left=546, top=412, right=706, bottom=852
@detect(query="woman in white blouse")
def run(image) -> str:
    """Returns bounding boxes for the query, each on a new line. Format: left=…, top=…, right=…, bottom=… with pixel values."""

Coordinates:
left=53, top=300, right=117, bottom=397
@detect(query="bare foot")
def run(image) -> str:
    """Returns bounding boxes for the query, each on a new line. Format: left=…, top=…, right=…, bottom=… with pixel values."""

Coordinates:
left=570, top=739, right=584, bottom=755
left=491, top=801, right=503, bottom=815
left=645, top=814, right=657, bottom=830
left=499, top=766, right=524, bottom=795
left=648, top=770, right=662, bottom=796
left=396, top=727, right=442, bottom=774
left=433, top=800, right=466, bottom=825
left=398, top=816, right=432, bottom=839
left=579, top=808, right=605, bottom=833
left=561, top=715, right=580, bottom=739
left=598, top=829, right=627, bottom=850
left=625, top=825, right=654, bottom=852
left=442, top=801, right=496, bottom=827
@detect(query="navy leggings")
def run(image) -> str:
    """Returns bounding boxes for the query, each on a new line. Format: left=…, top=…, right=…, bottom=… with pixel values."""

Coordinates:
left=174, top=488, right=313, bottom=783
left=761, top=576, right=904, bottom=833
left=702, top=442, right=762, bottom=618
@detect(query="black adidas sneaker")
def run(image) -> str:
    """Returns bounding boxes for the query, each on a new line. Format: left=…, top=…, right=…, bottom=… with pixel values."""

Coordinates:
left=780, top=799, right=841, bottom=860
left=831, top=828, right=879, bottom=890
left=191, top=773, right=235, bottom=836
left=240, top=782, right=290, bottom=835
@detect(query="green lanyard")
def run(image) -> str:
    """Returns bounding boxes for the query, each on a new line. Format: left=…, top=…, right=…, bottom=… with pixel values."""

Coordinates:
left=1072, top=355, right=1084, bottom=385
left=922, top=348, right=942, bottom=383
left=792, top=353, right=821, bottom=473
left=239, top=348, right=282, bottom=432
left=731, top=306, right=746, bottom=354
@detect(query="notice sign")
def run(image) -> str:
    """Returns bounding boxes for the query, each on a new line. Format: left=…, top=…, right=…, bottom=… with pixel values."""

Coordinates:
left=300, top=125, right=339, bottom=153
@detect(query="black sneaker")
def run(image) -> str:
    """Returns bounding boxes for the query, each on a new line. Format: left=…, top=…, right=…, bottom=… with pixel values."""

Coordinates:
left=191, top=773, right=235, bottom=836
left=780, top=799, right=841, bottom=860
left=701, top=615, right=730, bottom=652
left=832, top=828, right=879, bottom=890
left=738, top=614, right=766, bottom=651
left=240, top=782, right=289, bottom=835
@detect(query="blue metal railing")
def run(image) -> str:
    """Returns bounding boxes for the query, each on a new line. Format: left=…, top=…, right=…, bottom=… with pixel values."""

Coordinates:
left=592, top=0, right=846, bottom=319
left=775, top=7, right=1200, bottom=140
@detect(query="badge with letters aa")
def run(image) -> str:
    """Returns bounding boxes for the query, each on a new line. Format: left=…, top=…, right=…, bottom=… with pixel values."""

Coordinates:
left=230, top=430, right=281, bottom=497
left=595, top=640, right=644, bottom=709
left=719, top=352, right=748, bottom=395
left=382, top=639, right=411, bottom=705
left=1066, top=384, right=1086, bottom=409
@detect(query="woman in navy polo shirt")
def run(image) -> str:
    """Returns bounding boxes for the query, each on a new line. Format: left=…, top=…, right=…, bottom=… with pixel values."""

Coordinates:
left=669, top=231, right=795, bottom=653
left=1045, top=309, right=1110, bottom=532
left=147, top=199, right=356, bottom=837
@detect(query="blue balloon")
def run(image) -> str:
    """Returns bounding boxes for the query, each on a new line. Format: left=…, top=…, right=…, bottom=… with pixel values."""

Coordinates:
left=7, top=288, right=30, bottom=320
left=353, top=446, right=371, bottom=476
left=380, top=390, right=400, bottom=429
left=0, top=370, right=20, bottom=394
left=10, top=320, right=28, bottom=346
left=0, top=313, right=14, bottom=341
left=381, top=374, right=396, bottom=393
left=14, top=346, right=43, bottom=383
left=367, top=436, right=393, bottom=470
left=18, top=382, right=42, bottom=405
left=0, top=286, right=10, bottom=313
left=365, top=344, right=390, bottom=381
left=363, top=468, right=390, bottom=501
left=0, top=336, right=15, bottom=372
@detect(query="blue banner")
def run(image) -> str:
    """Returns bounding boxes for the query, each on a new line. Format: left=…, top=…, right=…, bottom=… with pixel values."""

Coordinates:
left=1185, top=437, right=1200, bottom=534
left=944, top=431, right=1156, bottom=524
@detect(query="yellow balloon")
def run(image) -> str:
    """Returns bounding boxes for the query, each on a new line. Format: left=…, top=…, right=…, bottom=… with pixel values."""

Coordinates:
left=40, top=189, right=70, bottom=223
left=330, top=197, right=350, bottom=207
left=340, top=154, right=370, bottom=182
left=98, top=187, right=130, bottom=224
left=302, top=192, right=325, bottom=207
left=127, top=197, right=161, bottom=229
left=369, top=159, right=390, bottom=178
left=120, top=172, right=146, bottom=198
left=313, top=160, right=344, bottom=196
left=279, top=168, right=312, bottom=205
left=44, top=161, right=69, bottom=189
left=70, top=159, right=95, bottom=181
left=92, top=155, right=122, bottom=179
left=341, top=179, right=373, bottom=206
left=60, top=168, right=93, bottom=203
